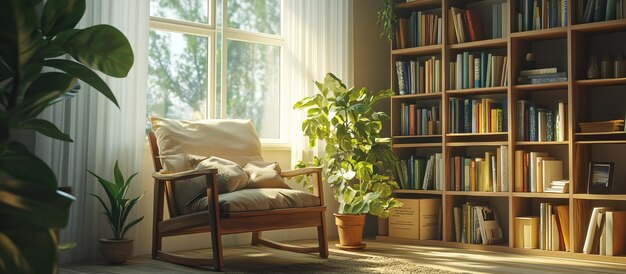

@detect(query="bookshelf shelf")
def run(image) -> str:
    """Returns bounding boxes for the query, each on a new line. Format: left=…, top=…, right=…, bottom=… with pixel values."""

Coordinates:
left=573, top=194, right=626, bottom=200
left=445, top=191, right=509, bottom=197
left=386, top=0, right=626, bottom=265
left=392, top=142, right=443, bottom=149
left=392, top=93, right=442, bottom=100
left=393, top=134, right=442, bottom=139
left=515, top=141, right=569, bottom=146
left=513, top=82, right=568, bottom=90
left=512, top=192, right=569, bottom=198
left=575, top=78, right=626, bottom=87
left=571, top=19, right=626, bottom=33
left=446, top=86, right=507, bottom=95
left=392, top=44, right=443, bottom=56
left=510, top=27, right=568, bottom=40
left=394, top=189, right=443, bottom=195
left=447, top=38, right=508, bottom=50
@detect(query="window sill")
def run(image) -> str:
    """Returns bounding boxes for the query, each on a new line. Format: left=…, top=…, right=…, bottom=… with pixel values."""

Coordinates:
left=261, top=143, right=291, bottom=151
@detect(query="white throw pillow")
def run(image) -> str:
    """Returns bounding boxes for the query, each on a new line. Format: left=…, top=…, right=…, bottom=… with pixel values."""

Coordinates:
left=243, top=161, right=290, bottom=189
left=196, top=156, right=249, bottom=193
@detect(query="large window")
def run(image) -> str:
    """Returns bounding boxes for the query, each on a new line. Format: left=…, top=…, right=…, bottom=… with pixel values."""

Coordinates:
left=149, top=0, right=284, bottom=141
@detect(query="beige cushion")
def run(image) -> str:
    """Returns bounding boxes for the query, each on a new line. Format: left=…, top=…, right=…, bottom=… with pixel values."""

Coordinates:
left=243, top=161, right=290, bottom=189
left=186, top=188, right=321, bottom=213
left=159, top=153, right=208, bottom=215
left=150, top=117, right=264, bottom=166
left=195, top=156, right=249, bottom=193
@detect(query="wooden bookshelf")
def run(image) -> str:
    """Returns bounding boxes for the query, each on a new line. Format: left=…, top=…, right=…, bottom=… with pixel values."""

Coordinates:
left=383, top=0, right=626, bottom=264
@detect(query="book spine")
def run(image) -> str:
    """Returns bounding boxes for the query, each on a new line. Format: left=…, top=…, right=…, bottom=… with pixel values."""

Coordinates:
left=519, top=67, right=558, bottom=76
left=530, top=104, right=538, bottom=141
left=464, top=99, right=471, bottom=133
left=546, top=111, right=555, bottom=141
left=595, top=0, right=607, bottom=22
left=463, top=52, right=469, bottom=89
left=530, top=77, right=568, bottom=84
left=396, top=61, right=405, bottom=95
left=558, top=101, right=566, bottom=141
left=474, top=57, right=481, bottom=88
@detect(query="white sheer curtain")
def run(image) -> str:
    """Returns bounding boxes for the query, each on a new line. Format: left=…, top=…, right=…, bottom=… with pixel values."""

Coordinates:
left=35, top=0, right=149, bottom=264
left=284, top=0, right=352, bottom=167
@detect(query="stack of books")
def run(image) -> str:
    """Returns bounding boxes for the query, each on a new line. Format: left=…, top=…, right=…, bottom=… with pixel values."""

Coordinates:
left=449, top=52, right=508, bottom=90
left=399, top=104, right=441, bottom=136
left=581, top=0, right=626, bottom=23
left=517, top=0, right=568, bottom=32
left=514, top=150, right=564, bottom=192
left=449, top=146, right=509, bottom=192
left=517, top=68, right=567, bottom=84
left=449, top=98, right=507, bottom=134
left=578, top=120, right=625, bottom=133
left=395, top=153, right=443, bottom=191
left=516, top=100, right=566, bottom=141
left=539, top=203, right=570, bottom=251
left=453, top=203, right=503, bottom=245
left=583, top=207, right=626, bottom=256
left=397, top=10, right=442, bottom=49
left=544, top=179, right=570, bottom=193
left=395, top=57, right=441, bottom=95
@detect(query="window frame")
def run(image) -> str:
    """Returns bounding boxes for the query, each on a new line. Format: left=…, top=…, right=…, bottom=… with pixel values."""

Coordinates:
left=149, top=0, right=288, bottom=145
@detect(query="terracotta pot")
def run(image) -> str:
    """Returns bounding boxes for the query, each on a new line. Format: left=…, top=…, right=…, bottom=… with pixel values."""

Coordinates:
left=334, top=213, right=366, bottom=250
left=99, top=238, right=133, bottom=265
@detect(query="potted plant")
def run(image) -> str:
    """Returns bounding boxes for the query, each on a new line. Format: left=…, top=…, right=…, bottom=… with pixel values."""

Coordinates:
left=0, top=0, right=133, bottom=272
left=293, top=73, right=402, bottom=249
left=88, top=161, right=143, bottom=264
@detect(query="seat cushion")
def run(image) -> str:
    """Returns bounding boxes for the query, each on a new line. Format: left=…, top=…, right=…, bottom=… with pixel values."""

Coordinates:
left=150, top=117, right=264, bottom=167
left=186, top=188, right=321, bottom=213
left=243, top=161, right=290, bottom=189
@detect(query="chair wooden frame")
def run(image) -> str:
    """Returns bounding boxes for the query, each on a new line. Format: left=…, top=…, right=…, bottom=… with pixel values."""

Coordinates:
left=148, top=132, right=328, bottom=271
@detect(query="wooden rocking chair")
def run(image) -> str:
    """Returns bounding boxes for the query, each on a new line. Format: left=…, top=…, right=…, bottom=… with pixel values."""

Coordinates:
left=148, top=118, right=328, bottom=271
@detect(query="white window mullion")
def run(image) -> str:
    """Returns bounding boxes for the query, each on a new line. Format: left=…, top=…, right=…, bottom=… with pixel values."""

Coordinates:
left=220, top=0, right=229, bottom=119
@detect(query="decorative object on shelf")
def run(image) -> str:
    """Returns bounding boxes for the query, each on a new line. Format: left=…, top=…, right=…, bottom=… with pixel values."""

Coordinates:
left=615, top=51, right=626, bottom=78
left=0, top=0, right=134, bottom=272
left=294, top=73, right=402, bottom=250
left=601, top=55, right=615, bottom=79
left=525, top=52, right=536, bottom=70
left=587, top=162, right=615, bottom=194
left=377, top=0, right=396, bottom=43
left=578, top=120, right=625, bottom=133
left=88, top=161, right=144, bottom=264
left=588, top=55, right=600, bottom=79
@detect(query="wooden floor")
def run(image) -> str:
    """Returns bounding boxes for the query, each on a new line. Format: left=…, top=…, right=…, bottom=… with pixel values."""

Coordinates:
left=62, top=238, right=626, bottom=273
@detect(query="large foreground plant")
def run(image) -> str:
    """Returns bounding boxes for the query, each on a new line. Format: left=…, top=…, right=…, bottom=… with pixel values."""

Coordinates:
left=0, top=0, right=134, bottom=273
left=293, top=73, right=401, bottom=217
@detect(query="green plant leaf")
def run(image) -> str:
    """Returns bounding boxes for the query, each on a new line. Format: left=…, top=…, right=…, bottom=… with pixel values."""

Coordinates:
left=41, top=0, right=86, bottom=37
left=43, top=59, right=119, bottom=107
left=0, top=182, right=74, bottom=228
left=0, top=225, right=58, bottom=274
left=113, top=161, right=124, bottom=188
left=121, top=216, right=144, bottom=240
left=17, top=118, right=72, bottom=142
left=0, top=0, right=42, bottom=76
left=43, top=29, right=79, bottom=58
left=13, top=72, right=76, bottom=121
left=0, top=142, right=57, bottom=190
left=61, top=25, right=134, bottom=77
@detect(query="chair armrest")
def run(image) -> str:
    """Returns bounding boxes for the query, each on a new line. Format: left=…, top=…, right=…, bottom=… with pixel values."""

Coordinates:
left=279, top=167, right=322, bottom=178
left=152, top=168, right=218, bottom=181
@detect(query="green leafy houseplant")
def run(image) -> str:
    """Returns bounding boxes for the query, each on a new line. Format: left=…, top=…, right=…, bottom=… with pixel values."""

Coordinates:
left=293, top=73, right=402, bottom=218
left=377, top=0, right=397, bottom=42
left=0, top=0, right=134, bottom=272
left=88, top=161, right=144, bottom=241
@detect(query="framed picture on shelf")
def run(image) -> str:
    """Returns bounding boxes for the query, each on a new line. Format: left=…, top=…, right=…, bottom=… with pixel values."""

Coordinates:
left=588, top=162, right=615, bottom=194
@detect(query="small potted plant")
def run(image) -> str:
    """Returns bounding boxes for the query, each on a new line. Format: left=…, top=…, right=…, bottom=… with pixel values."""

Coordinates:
left=88, top=161, right=143, bottom=264
left=293, top=73, right=402, bottom=249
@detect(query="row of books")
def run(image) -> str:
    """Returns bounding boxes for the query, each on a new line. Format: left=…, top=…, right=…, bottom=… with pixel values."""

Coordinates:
left=517, top=100, right=566, bottom=141
left=517, top=0, right=568, bottom=32
left=517, top=68, right=567, bottom=84
left=583, top=207, right=626, bottom=256
left=514, top=204, right=570, bottom=251
left=516, top=100, right=566, bottom=142
left=399, top=104, right=441, bottom=136
left=397, top=11, right=442, bottom=49
left=578, top=119, right=624, bottom=133
left=448, top=7, right=484, bottom=44
left=448, top=98, right=508, bottom=134
left=449, top=52, right=508, bottom=90
left=453, top=203, right=503, bottom=245
left=389, top=198, right=441, bottom=240
left=450, top=146, right=509, bottom=193
left=395, top=153, right=443, bottom=191
left=581, top=0, right=626, bottom=23
left=395, top=57, right=441, bottom=95
left=514, top=150, right=564, bottom=193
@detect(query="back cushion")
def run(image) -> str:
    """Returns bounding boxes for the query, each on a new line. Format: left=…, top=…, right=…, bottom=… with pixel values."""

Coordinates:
left=150, top=117, right=264, bottom=166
